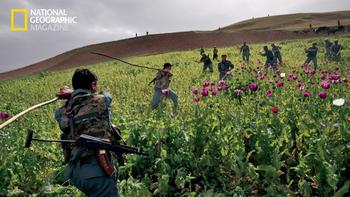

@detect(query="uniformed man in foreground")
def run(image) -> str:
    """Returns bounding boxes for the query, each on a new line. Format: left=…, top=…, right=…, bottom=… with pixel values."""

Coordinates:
left=240, top=42, right=250, bottom=62
left=218, top=54, right=234, bottom=80
left=304, top=42, right=318, bottom=69
left=199, top=53, right=214, bottom=72
left=150, top=63, right=178, bottom=115
left=271, top=43, right=282, bottom=64
left=331, top=40, right=342, bottom=62
left=55, top=69, right=119, bottom=197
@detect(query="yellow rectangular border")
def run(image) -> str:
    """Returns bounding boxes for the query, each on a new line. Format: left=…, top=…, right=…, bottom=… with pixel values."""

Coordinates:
left=11, top=9, right=28, bottom=31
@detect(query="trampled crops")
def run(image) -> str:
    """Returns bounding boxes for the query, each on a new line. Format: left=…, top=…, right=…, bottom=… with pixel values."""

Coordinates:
left=1, top=35, right=350, bottom=196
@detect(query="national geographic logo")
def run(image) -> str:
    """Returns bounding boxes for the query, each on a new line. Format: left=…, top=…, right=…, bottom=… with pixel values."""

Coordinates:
left=10, top=8, right=78, bottom=32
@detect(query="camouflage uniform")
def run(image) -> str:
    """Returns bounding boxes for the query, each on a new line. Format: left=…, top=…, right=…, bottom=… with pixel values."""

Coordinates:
left=200, top=54, right=213, bottom=72
left=55, top=89, right=119, bottom=197
left=324, top=40, right=333, bottom=60
left=331, top=42, right=342, bottom=62
left=150, top=70, right=178, bottom=113
left=218, top=60, right=234, bottom=80
left=240, top=44, right=250, bottom=61
left=304, top=45, right=318, bottom=69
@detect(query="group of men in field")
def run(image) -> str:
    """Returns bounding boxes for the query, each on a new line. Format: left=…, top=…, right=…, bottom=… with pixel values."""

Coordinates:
left=324, top=39, right=343, bottom=62
left=53, top=38, right=344, bottom=196
left=198, top=39, right=343, bottom=73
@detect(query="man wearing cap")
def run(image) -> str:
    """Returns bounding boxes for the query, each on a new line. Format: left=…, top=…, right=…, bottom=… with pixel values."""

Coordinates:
left=218, top=54, right=234, bottom=80
left=240, top=42, right=250, bottom=62
left=304, top=43, right=318, bottom=69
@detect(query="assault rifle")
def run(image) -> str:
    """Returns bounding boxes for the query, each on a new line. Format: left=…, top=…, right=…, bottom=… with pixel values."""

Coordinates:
left=25, top=129, right=148, bottom=164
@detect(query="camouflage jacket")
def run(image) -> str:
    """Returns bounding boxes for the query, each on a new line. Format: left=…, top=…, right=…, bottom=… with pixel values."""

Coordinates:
left=154, top=70, right=173, bottom=89
left=55, top=89, right=113, bottom=159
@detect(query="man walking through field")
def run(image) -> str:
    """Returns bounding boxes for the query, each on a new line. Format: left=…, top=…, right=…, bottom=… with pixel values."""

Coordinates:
left=271, top=43, right=282, bottom=65
left=259, top=46, right=276, bottom=69
left=240, top=42, right=250, bottom=62
left=149, top=63, right=178, bottom=115
left=331, top=40, right=342, bottom=62
left=304, top=42, right=318, bottom=69
left=199, top=53, right=214, bottom=72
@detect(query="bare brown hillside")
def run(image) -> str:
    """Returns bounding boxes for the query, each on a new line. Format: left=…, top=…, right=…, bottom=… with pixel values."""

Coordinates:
left=1, top=10, right=350, bottom=81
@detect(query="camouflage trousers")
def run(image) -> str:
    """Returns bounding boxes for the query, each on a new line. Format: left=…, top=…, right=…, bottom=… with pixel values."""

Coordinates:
left=151, top=88, right=178, bottom=113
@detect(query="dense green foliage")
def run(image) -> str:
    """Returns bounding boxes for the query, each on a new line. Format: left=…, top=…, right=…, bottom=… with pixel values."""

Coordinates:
left=1, top=35, right=350, bottom=196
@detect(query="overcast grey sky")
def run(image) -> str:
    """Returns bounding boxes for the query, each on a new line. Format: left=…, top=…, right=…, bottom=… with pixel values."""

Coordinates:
left=0, top=0, right=349, bottom=73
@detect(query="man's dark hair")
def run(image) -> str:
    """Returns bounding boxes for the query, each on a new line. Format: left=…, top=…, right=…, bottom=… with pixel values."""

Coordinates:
left=72, top=68, right=98, bottom=90
left=163, top=63, right=172, bottom=69
left=263, top=46, right=268, bottom=50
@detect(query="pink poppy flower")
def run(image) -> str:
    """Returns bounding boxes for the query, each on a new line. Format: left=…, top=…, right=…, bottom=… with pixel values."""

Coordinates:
left=320, top=81, right=330, bottom=89
left=303, top=91, right=311, bottom=97
left=162, top=89, right=169, bottom=96
left=248, top=83, right=258, bottom=91
left=201, top=89, right=209, bottom=97
left=271, top=107, right=279, bottom=113
left=266, top=90, right=273, bottom=97
left=319, top=92, right=327, bottom=99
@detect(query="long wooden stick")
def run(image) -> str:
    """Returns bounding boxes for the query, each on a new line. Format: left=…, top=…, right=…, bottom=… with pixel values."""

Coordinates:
left=0, top=97, right=59, bottom=130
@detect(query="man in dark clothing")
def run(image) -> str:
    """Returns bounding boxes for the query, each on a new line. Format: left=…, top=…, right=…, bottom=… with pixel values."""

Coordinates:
left=200, top=48, right=205, bottom=55
left=259, top=46, right=276, bottom=69
left=331, top=40, right=342, bottom=62
left=304, top=43, right=318, bottom=69
left=199, top=54, right=213, bottom=72
left=213, top=47, right=219, bottom=61
left=240, top=42, right=250, bottom=61
left=218, top=54, right=234, bottom=80
left=324, top=39, right=333, bottom=60
left=271, top=43, right=282, bottom=64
